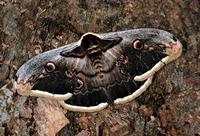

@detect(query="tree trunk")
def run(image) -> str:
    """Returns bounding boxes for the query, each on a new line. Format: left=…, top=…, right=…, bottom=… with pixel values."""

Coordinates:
left=0, top=0, right=199, bottom=136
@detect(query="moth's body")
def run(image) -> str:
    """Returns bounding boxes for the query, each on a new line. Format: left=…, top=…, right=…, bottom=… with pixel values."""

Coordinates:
left=13, top=28, right=182, bottom=112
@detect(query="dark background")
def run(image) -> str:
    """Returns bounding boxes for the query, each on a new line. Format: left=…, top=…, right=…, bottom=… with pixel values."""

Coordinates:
left=0, top=0, right=199, bottom=136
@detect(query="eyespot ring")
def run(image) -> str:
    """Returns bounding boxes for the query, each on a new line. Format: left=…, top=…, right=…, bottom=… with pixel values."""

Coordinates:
left=45, top=62, right=56, bottom=73
left=132, top=40, right=144, bottom=50
left=76, top=78, right=84, bottom=90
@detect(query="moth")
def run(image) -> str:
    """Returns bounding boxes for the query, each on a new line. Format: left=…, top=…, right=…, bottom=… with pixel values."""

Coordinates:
left=13, top=28, right=182, bottom=112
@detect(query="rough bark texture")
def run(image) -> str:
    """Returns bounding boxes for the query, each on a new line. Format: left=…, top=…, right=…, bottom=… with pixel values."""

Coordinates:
left=0, top=0, right=199, bottom=136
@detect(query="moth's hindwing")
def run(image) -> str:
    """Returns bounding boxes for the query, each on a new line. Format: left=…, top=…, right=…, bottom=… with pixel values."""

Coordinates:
left=14, top=28, right=182, bottom=112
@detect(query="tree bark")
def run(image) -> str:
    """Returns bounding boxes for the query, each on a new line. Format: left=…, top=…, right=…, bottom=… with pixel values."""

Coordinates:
left=0, top=0, right=199, bottom=136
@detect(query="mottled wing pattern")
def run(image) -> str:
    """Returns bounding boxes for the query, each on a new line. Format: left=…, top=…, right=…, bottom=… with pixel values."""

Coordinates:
left=13, top=29, right=182, bottom=112
left=59, top=32, right=167, bottom=110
